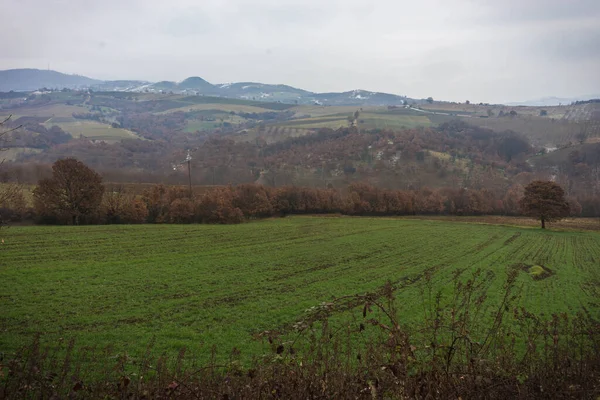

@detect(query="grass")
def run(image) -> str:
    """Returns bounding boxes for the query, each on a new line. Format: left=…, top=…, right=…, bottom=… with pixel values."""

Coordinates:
left=47, top=121, right=140, bottom=142
left=183, top=114, right=248, bottom=132
left=528, top=265, right=546, bottom=278
left=156, top=103, right=275, bottom=115
left=270, top=110, right=431, bottom=131
left=278, top=116, right=350, bottom=129
left=1, top=217, right=599, bottom=364
left=457, top=115, right=596, bottom=147
left=289, top=105, right=379, bottom=117
left=358, top=113, right=431, bottom=129
left=179, top=96, right=295, bottom=111
left=7, top=104, right=88, bottom=119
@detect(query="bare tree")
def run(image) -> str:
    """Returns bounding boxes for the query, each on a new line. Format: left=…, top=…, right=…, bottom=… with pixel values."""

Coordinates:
left=33, top=158, right=104, bottom=225
left=0, top=116, right=24, bottom=229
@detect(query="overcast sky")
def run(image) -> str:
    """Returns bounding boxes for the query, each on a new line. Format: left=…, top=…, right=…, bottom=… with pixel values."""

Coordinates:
left=2, top=0, right=599, bottom=103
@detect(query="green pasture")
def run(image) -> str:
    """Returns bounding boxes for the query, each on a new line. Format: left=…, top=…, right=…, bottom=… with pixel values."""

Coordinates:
left=1, top=217, right=598, bottom=363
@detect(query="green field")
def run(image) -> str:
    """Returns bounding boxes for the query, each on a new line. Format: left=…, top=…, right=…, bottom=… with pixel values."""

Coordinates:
left=1, top=217, right=599, bottom=363
left=359, top=113, right=432, bottom=129
left=265, top=110, right=432, bottom=134
left=183, top=114, right=248, bottom=132
left=46, top=121, right=140, bottom=142
left=4, top=103, right=88, bottom=119
left=157, top=103, right=275, bottom=115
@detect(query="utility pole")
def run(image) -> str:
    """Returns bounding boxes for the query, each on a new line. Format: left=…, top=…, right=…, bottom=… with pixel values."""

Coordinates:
left=185, top=150, right=192, bottom=197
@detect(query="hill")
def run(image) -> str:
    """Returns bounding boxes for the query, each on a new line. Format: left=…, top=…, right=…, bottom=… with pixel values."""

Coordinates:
left=2, top=88, right=599, bottom=216
left=506, top=94, right=600, bottom=106
left=0, top=68, right=415, bottom=106
left=313, top=90, right=409, bottom=106
left=0, top=68, right=101, bottom=91
left=147, top=76, right=222, bottom=95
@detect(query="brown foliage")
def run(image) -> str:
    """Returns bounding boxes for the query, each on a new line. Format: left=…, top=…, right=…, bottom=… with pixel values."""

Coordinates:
left=520, top=181, right=570, bottom=228
left=503, top=184, right=524, bottom=215
left=33, top=179, right=598, bottom=226
left=168, top=198, right=195, bottom=223
left=33, top=158, right=104, bottom=225
left=101, top=185, right=148, bottom=224
left=0, top=185, right=28, bottom=223
left=196, top=187, right=244, bottom=224
left=233, top=184, right=273, bottom=218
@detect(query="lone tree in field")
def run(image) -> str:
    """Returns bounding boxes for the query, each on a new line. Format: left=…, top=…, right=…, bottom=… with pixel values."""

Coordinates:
left=33, top=158, right=104, bottom=225
left=519, top=181, right=570, bottom=229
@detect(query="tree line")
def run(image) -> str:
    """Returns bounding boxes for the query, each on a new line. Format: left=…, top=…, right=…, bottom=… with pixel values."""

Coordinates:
left=0, top=158, right=585, bottom=228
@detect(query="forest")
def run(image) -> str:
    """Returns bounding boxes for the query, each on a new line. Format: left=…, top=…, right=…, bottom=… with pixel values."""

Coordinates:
left=2, top=90, right=600, bottom=223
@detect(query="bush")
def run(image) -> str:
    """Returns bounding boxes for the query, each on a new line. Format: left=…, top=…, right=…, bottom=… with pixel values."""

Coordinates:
left=196, top=187, right=244, bottom=224
left=0, top=185, right=28, bottom=222
left=168, top=198, right=195, bottom=223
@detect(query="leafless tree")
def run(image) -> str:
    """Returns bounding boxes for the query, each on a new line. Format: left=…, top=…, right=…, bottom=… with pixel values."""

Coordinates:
left=0, top=116, right=24, bottom=227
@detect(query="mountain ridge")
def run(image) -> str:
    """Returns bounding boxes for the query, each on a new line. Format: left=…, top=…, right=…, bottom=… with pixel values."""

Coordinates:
left=0, top=68, right=411, bottom=106
left=505, top=95, right=600, bottom=107
left=3, top=68, right=597, bottom=107
left=0, top=68, right=102, bottom=91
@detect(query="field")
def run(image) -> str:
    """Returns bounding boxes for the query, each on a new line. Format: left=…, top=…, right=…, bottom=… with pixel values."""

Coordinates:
left=456, top=116, right=596, bottom=147
left=2, top=103, right=88, bottom=120
left=46, top=121, right=140, bottom=142
left=2, top=217, right=599, bottom=364
left=183, top=114, right=248, bottom=133
left=156, top=103, right=276, bottom=115
left=240, top=108, right=436, bottom=143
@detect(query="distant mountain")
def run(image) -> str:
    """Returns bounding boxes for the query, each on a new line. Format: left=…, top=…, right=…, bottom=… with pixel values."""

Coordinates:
left=0, top=68, right=412, bottom=106
left=126, top=79, right=409, bottom=105
left=506, top=95, right=600, bottom=107
left=151, top=81, right=179, bottom=91
left=217, top=82, right=311, bottom=102
left=179, top=76, right=215, bottom=90
left=93, top=80, right=151, bottom=92
left=0, top=68, right=102, bottom=91
left=313, top=90, right=409, bottom=106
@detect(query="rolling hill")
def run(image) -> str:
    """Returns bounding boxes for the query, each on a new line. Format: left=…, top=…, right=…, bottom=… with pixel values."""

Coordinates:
left=0, top=69, right=102, bottom=91
left=0, top=68, right=412, bottom=106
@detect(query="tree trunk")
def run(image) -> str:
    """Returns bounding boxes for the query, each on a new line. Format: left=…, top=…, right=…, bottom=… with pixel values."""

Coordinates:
left=541, top=217, right=545, bottom=229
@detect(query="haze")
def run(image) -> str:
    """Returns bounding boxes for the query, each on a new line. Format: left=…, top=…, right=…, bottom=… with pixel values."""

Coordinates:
left=2, top=0, right=599, bottom=103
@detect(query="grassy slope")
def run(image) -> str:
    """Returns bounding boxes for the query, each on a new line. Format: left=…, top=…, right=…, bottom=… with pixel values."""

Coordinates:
left=254, top=109, right=433, bottom=141
left=2, top=104, right=88, bottom=119
left=1, top=217, right=599, bottom=362
left=47, top=121, right=139, bottom=142
left=156, top=103, right=276, bottom=115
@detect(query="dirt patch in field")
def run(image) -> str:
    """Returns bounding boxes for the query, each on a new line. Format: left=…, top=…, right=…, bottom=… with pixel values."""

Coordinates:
left=517, top=263, right=555, bottom=280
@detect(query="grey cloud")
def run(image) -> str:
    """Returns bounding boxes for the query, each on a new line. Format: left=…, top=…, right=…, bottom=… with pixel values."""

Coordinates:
left=532, top=26, right=600, bottom=61
left=476, top=0, right=600, bottom=25
left=165, top=11, right=216, bottom=37
left=0, top=0, right=598, bottom=103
